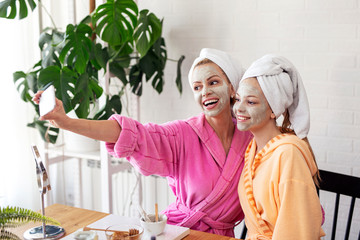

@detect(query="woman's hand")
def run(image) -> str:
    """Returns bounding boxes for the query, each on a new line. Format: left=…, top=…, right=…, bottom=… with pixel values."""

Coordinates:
left=32, top=91, right=70, bottom=129
left=32, top=91, right=121, bottom=143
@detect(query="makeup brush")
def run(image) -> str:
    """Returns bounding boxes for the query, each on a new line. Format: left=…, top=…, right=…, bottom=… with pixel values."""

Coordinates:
left=137, top=205, right=151, bottom=222
left=155, top=203, right=159, bottom=222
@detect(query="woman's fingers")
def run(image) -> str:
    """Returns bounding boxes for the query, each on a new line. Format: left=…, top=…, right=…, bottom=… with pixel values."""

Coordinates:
left=32, top=90, right=45, bottom=104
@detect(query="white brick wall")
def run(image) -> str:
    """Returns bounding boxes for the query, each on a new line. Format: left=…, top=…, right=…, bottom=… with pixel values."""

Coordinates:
left=137, top=0, right=360, bottom=238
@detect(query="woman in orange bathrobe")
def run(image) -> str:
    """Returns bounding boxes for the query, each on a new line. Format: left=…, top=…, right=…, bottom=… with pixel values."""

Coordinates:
left=233, top=54, right=325, bottom=240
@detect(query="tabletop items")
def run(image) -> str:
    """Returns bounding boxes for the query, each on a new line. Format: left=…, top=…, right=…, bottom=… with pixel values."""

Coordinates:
left=62, top=213, right=190, bottom=240
left=140, top=214, right=167, bottom=237
left=36, top=204, right=239, bottom=240
left=105, top=225, right=143, bottom=240
left=137, top=205, right=151, bottom=222
left=74, top=231, right=97, bottom=240
left=155, top=204, right=159, bottom=222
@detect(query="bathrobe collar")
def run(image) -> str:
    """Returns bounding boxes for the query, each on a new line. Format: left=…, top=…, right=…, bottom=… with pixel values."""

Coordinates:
left=186, top=113, right=244, bottom=169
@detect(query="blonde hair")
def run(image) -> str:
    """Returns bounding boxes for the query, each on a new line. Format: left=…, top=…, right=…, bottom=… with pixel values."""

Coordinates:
left=280, top=110, right=320, bottom=187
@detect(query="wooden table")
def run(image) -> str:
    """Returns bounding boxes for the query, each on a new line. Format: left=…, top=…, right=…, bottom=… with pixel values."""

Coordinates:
left=13, top=204, right=240, bottom=240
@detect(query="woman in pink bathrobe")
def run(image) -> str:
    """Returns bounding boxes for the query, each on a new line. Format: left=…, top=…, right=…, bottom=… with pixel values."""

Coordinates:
left=33, top=48, right=253, bottom=237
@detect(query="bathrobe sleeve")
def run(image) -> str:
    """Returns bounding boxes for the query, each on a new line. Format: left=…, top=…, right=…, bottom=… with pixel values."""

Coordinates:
left=272, top=145, right=324, bottom=240
left=105, top=115, right=182, bottom=177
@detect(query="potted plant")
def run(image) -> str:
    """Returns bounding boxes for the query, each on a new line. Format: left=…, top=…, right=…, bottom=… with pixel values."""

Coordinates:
left=0, top=0, right=185, bottom=143
left=0, top=206, right=60, bottom=240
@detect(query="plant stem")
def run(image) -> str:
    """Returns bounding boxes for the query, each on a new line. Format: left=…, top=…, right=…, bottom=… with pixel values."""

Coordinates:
left=37, top=1, right=57, bottom=30
left=166, top=58, right=179, bottom=62
left=109, top=44, right=127, bottom=63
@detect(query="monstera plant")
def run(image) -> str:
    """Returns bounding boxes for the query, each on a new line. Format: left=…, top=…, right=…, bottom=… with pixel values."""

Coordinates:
left=0, top=0, right=185, bottom=143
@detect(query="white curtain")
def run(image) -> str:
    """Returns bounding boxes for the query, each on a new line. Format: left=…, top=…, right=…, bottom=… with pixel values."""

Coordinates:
left=0, top=12, right=42, bottom=209
left=0, top=0, right=92, bottom=211
left=0, top=0, right=93, bottom=210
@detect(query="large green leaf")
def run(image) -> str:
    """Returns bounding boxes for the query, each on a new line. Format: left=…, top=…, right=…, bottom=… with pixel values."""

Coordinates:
left=71, top=73, right=103, bottom=118
left=133, top=10, right=161, bottom=57
left=27, top=119, right=59, bottom=144
left=37, top=66, right=77, bottom=113
left=13, top=70, right=38, bottom=102
left=176, top=55, right=185, bottom=94
left=13, top=71, right=30, bottom=102
left=0, top=0, right=36, bottom=19
left=130, top=35, right=184, bottom=95
left=108, top=41, right=134, bottom=63
left=117, top=41, right=134, bottom=56
left=39, top=29, right=65, bottom=68
left=92, top=43, right=109, bottom=70
left=129, top=64, right=143, bottom=96
left=139, top=36, right=167, bottom=94
left=59, top=23, right=93, bottom=74
left=109, top=61, right=128, bottom=85
left=92, top=0, right=138, bottom=47
left=93, top=95, right=122, bottom=120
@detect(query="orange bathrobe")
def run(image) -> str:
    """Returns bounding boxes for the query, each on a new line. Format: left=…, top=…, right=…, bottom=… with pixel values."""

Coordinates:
left=238, top=134, right=325, bottom=240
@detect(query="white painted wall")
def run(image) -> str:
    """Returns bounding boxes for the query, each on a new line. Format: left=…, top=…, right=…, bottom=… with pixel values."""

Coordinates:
left=2, top=0, right=360, bottom=239
left=136, top=0, right=360, bottom=239
left=135, top=0, right=360, bottom=177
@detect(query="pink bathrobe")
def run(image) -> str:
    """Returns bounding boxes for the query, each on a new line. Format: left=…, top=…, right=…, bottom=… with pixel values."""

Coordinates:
left=106, top=113, right=253, bottom=237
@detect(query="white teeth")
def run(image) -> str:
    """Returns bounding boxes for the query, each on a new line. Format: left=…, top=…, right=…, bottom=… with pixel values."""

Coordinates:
left=238, top=116, right=249, bottom=120
left=204, top=99, right=218, bottom=106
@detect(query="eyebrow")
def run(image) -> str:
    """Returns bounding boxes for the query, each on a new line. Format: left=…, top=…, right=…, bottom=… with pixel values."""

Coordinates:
left=207, top=74, right=221, bottom=81
left=236, top=93, right=259, bottom=98
left=193, top=74, right=220, bottom=84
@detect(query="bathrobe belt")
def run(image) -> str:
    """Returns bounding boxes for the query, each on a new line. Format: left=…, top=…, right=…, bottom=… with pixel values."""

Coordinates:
left=177, top=202, right=234, bottom=230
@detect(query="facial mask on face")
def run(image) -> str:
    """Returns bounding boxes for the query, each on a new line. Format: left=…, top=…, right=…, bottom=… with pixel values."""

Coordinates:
left=233, top=80, right=269, bottom=131
left=191, top=64, right=231, bottom=117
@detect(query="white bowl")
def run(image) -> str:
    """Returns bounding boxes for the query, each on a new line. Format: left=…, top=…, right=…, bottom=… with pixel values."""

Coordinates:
left=140, top=214, right=167, bottom=236
left=74, top=231, right=97, bottom=240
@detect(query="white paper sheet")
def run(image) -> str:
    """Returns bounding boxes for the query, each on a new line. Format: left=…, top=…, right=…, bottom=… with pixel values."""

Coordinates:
left=62, top=214, right=190, bottom=240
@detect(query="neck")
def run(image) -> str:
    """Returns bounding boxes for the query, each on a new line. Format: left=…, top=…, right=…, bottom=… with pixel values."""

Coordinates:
left=251, top=122, right=281, bottom=153
left=205, top=110, right=235, bottom=154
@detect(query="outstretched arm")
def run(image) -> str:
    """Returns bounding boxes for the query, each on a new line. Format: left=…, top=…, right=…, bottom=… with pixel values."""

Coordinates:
left=32, top=91, right=121, bottom=143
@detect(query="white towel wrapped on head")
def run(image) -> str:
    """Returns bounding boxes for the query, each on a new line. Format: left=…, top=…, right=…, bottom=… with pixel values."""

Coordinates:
left=188, top=48, right=245, bottom=91
left=241, top=54, right=310, bottom=139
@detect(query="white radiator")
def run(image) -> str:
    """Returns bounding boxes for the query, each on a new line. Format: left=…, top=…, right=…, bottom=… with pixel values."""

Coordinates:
left=48, top=156, right=175, bottom=217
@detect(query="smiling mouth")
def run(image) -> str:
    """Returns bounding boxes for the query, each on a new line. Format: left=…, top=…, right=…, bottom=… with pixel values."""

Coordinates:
left=237, top=116, right=250, bottom=121
left=203, top=99, right=219, bottom=107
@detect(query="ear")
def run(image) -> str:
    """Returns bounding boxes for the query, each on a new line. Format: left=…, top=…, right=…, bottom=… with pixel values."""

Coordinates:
left=271, top=112, right=276, bottom=119
left=229, top=84, right=235, bottom=97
